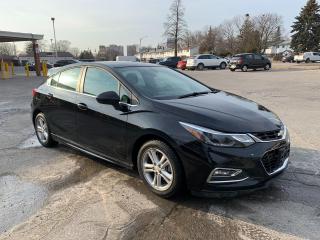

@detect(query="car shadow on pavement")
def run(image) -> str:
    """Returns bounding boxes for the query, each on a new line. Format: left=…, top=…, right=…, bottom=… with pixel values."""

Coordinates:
left=54, top=144, right=320, bottom=240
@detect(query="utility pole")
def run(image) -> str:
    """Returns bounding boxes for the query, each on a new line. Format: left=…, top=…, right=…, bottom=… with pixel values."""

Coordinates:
left=51, top=17, right=58, bottom=61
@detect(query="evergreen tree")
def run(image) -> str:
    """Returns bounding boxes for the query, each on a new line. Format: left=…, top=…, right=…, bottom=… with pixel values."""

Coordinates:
left=238, top=15, right=259, bottom=52
left=79, top=50, right=94, bottom=60
left=272, top=26, right=283, bottom=46
left=199, top=26, right=216, bottom=53
left=291, top=0, right=320, bottom=52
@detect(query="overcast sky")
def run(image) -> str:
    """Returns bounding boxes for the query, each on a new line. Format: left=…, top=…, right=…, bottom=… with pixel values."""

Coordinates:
left=1, top=0, right=308, bottom=52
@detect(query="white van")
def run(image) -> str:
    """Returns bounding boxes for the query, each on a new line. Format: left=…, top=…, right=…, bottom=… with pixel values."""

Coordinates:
left=294, top=52, right=320, bottom=63
left=116, top=56, right=139, bottom=62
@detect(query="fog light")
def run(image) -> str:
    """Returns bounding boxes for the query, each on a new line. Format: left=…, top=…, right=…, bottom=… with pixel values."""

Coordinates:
left=212, top=168, right=242, bottom=177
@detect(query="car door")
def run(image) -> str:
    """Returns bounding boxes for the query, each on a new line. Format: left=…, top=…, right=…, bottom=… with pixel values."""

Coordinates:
left=198, top=55, right=208, bottom=66
left=252, top=54, right=263, bottom=68
left=76, top=66, right=129, bottom=163
left=44, top=67, right=82, bottom=142
left=209, top=55, right=220, bottom=67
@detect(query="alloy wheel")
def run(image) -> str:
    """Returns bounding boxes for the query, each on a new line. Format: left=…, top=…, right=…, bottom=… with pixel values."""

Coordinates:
left=142, top=148, right=173, bottom=191
left=35, top=115, right=49, bottom=144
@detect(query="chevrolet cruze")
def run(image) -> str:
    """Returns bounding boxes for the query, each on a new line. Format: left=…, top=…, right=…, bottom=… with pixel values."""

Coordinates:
left=31, top=62, right=290, bottom=198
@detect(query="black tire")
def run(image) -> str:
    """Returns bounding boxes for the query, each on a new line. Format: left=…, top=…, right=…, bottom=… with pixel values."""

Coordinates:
left=197, top=63, right=205, bottom=71
left=219, top=62, right=227, bottom=69
left=241, top=65, right=248, bottom=72
left=230, top=69, right=236, bottom=72
left=264, top=64, right=271, bottom=71
left=305, top=58, right=310, bottom=63
left=137, top=140, right=184, bottom=198
left=34, top=112, right=58, bottom=148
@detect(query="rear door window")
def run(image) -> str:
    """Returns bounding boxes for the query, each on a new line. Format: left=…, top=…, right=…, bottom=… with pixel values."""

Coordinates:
left=56, top=67, right=81, bottom=91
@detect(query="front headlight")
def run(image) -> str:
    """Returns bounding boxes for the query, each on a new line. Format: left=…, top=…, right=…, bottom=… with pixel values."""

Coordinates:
left=180, top=122, right=255, bottom=148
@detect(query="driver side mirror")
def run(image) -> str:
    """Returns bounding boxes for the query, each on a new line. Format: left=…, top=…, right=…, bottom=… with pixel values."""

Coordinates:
left=96, top=91, right=120, bottom=105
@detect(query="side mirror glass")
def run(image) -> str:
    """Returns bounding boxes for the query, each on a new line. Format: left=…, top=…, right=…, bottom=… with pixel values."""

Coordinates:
left=96, top=91, right=120, bottom=105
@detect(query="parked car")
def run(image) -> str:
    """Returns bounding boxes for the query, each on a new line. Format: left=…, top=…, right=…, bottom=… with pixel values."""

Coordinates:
left=186, top=54, right=228, bottom=70
left=282, top=55, right=294, bottom=63
left=294, top=52, right=320, bottom=63
left=229, top=53, right=271, bottom=72
left=28, top=62, right=53, bottom=71
left=32, top=62, right=290, bottom=198
left=177, top=60, right=187, bottom=70
left=148, top=58, right=160, bottom=64
left=53, top=59, right=80, bottom=67
left=158, top=57, right=181, bottom=68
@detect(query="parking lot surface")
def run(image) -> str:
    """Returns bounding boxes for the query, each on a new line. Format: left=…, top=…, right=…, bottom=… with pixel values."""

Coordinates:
left=0, top=66, right=319, bottom=240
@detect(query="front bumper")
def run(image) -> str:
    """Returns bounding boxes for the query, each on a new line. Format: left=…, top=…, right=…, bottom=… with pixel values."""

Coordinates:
left=176, top=134, right=290, bottom=196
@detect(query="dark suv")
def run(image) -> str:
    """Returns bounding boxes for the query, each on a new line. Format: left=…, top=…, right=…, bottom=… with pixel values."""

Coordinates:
left=229, top=53, right=271, bottom=72
left=158, top=57, right=181, bottom=68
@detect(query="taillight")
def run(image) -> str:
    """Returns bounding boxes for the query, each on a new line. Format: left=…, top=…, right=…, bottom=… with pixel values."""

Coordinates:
left=32, top=88, right=38, bottom=97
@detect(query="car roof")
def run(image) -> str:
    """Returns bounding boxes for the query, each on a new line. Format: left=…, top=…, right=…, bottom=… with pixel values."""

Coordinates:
left=58, top=61, right=160, bottom=69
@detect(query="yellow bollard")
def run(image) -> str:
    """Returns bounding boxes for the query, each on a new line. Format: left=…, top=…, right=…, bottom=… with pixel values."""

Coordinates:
left=11, top=63, right=14, bottom=76
left=25, top=64, right=30, bottom=78
left=4, top=63, right=9, bottom=79
left=42, top=62, right=48, bottom=77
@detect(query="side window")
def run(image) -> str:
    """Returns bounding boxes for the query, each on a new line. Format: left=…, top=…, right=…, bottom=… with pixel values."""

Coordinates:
left=50, top=73, right=60, bottom=87
left=198, top=55, right=206, bottom=59
left=254, top=54, right=263, bottom=60
left=57, top=68, right=81, bottom=91
left=84, top=67, right=119, bottom=96
left=246, top=55, right=254, bottom=60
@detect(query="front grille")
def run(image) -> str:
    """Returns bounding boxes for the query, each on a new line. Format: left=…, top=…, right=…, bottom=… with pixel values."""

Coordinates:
left=261, top=145, right=290, bottom=174
left=252, top=129, right=282, bottom=141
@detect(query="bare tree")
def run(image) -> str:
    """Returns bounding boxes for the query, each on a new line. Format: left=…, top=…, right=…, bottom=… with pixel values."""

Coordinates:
left=219, top=17, right=242, bottom=55
left=0, top=43, right=15, bottom=55
left=164, top=0, right=187, bottom=56
left=51, top=40, right=71, bottom=52
left=69, top=47, right=80, bottom=58
left=254, top=13, right=282, bottom=53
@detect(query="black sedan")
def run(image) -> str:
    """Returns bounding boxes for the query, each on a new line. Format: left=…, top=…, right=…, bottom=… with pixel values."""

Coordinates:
left=31, top=62, right=290, bottom=198
left=158, top=56, right=181, bottom=68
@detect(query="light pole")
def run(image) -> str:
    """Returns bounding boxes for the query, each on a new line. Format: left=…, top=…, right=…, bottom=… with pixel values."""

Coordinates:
left=51, top=17, right=58, bottom=60
left=139, top=36, right=147, bottom=61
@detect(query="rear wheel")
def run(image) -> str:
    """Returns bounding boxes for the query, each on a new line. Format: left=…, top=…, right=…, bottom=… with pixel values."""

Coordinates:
left=197, top=63, right=205, bottom=71
left=34, top=113, right=57, bottom=147
left=230, top=69, right=236, bottom=72
left=219, top=62, right=227, bottom=69
left=241, top=65, right=248, bottom=72
left=137, top=140, right=183, bottom=198
left=305, top=58, right=310, bottom=63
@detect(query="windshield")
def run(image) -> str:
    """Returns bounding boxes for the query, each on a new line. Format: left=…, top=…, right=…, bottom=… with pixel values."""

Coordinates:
left=115, top=67, right=211, bottom=100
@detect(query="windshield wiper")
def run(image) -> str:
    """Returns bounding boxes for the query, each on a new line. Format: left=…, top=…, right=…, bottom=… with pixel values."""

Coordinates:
left=178, top=91, right=211, bottom=99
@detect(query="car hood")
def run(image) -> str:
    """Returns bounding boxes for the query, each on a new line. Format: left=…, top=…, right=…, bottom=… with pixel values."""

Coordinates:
left=157, top=91, right=282, bottom=133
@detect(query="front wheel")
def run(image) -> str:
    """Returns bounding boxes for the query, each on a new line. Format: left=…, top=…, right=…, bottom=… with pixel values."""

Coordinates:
left=264, top=64, right=271, bottom=70
left=34, top=112, right=57, bottom=147
left=137, top=140, right=183, bottom=198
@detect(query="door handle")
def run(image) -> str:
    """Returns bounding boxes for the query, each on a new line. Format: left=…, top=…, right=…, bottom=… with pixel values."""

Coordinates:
left=77, top=103, right=88, bottom=111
